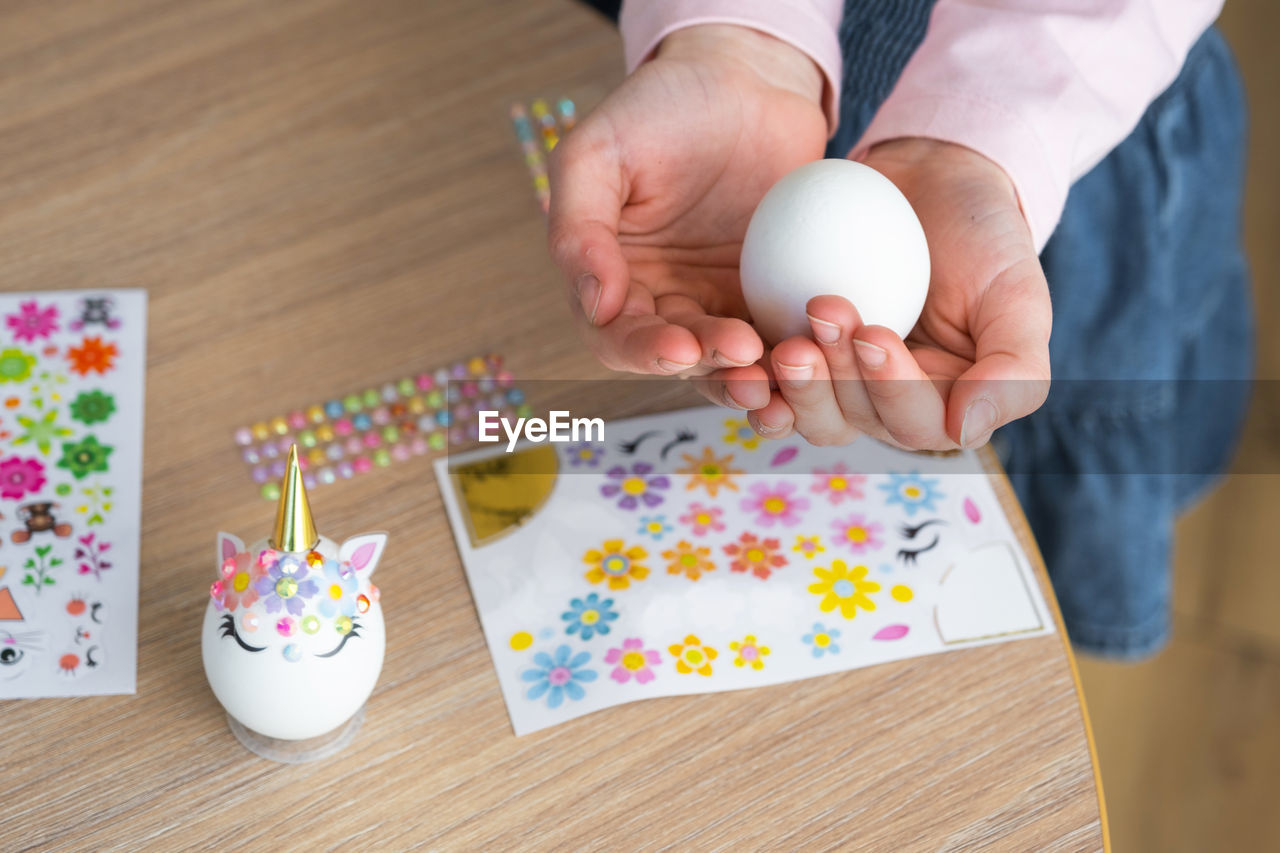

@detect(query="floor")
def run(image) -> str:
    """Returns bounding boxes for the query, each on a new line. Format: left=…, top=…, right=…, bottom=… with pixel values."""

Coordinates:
left=1075, top=2, right=1280, bottom=850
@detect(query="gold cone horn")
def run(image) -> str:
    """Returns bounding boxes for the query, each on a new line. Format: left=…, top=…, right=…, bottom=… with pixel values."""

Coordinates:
left=271, top=445, right=318, bottom=552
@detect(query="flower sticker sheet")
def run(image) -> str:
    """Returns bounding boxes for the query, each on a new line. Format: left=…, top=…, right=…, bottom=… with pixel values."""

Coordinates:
left=0, top=291, right=146, bottom=698
left=436, top=406, right=1052, bottom=736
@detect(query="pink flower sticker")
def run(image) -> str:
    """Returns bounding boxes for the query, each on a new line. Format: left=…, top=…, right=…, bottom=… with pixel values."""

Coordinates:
left=741, top=481, right=809, bottom=527
left=831, top=514, right=884, bottom=554
left=5, top=300, right=59, bottom=343
left=0, top=456, right=45, bottom=500
left=604, top=638, right=661, bottom=684
left=811, top=463, right=866, bottom=505
left=678, top=502, right=724, bottom=536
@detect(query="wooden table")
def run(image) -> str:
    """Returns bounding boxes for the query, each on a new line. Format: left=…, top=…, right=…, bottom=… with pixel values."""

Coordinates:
left=0, top=1, right=1106, bottom=849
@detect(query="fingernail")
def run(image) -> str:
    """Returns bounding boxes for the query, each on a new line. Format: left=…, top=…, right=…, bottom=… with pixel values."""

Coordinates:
left=711, top=349, right=753, bottom=368
left=576, top=273, right=600, bottom=324
left=721, top=384, right=748, bottom=410
left=656, top=358, right=696, bottom=374
left=749, top=414, right=783, bottom=436
left=808, top=315, right=841, bottom=345
left=774, top=361, right=813, bottom=385
left=853, top=340, right=887, bottom=369
left=961, top=397, right=999, bottom=449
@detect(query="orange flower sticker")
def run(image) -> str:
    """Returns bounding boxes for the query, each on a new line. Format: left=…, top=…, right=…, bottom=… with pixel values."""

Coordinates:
left=663, top=540, right=715, bottom=581
left=583, top=539, right=650, bottom=590
left=677, top=446, right=742, bottom=497
left=669, top=635, right=717, bottom=676
left=723, top=532, right=787, bottom=580
left=66, top=336, right=117, bottom=376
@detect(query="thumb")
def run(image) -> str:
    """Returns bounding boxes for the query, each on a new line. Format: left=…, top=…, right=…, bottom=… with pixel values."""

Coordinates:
left=547, top=122, right=631, bottom=327
left=946, top=259, right=1052, bottom=448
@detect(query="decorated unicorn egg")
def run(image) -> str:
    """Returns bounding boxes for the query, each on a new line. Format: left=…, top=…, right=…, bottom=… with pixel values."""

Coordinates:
left=202, top=445, right=387, bottom=742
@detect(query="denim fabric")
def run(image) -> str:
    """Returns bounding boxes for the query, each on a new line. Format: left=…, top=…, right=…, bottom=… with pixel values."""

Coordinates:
left=998, top=29, right=1253, bottom=657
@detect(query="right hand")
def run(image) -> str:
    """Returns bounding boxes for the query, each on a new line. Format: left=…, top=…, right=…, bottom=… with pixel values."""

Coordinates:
left=548, top=24, right=828, bottom=406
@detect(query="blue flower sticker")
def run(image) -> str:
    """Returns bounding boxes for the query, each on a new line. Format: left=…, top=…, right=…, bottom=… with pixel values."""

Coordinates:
left=522, top=645, right=598, bottom=708
left=316, top=559, right=358, bottom=618
left=879, top=471, right=943, bottom=516
left=802, top=622, right=842, bottom=658
left=636, top=514, right=672, bottom=541
left=252, top=554, right=319, bottom=616
left=562, top=592, right=619, bottom=640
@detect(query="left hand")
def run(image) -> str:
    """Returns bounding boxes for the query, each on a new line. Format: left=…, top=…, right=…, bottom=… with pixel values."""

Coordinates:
left=696, top=138, right=1052, bottom=450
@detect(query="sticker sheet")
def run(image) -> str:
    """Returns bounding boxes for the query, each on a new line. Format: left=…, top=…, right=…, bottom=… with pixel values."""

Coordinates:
left=436, top=406, right=1053, bottom=736
left=0, top=291, right=146, bottom=698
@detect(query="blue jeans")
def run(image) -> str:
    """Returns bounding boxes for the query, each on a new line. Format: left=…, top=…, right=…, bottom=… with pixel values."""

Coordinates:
left=832, top=26, right=1253, bottom=657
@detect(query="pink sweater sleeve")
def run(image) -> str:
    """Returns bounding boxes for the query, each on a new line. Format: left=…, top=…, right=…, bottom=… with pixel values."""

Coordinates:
left=850, top=0, right=1224, bottom=250
left=619, top=0, right=845, bottom=133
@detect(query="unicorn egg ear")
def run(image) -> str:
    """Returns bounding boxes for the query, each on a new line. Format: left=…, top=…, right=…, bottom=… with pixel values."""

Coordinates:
left=217, top=532, right=245, bottom=568
left=339, top=532, right=388, bottom=577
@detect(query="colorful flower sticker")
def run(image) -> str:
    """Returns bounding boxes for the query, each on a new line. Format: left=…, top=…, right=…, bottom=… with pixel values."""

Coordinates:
left=677, top=446, right=743, bottom=497
left=252, top=554, right=319, bottom=616
left=605, top=638, right=661, bottom=684
left=723, top=418, right=761, bottom=450
left=741, top=481, right=810, bottom=527
left=831, top=514, right=884, bottom=554
left=583, top=539, right=650, bottom=590
left=811, top=463, right=866, bottom=505
left=793, top=535, right=825, bottom=559
left=66, top=337, right=118, bottom=376
left=678, top=502, right=724, bottom=536
left=669, top=635, right=717, bottom=676
left=522, top=645, right=597, bottom=708
left=69, top=390, right=116, bottom=425
left=663, top=540, right=716, bottom=581
left=0, top=456, right=45, bottom=500
left=723, top=532, right=787, bottom=580
left=808, top=560, right=881, bottom=619
left=213, top=551, right=261, bottom=611
left=0, top=348, right=36, bottom=383
left=317, top=560, right=358, bottom=618
left=879, top=472, right=943, bottom=516
left=13, top=410, right=72, bottom=454
left=729, top=635, right=771, bottom=670
left=564, top=441, right=604, bottom=468
left=600, top=462, right=670, bottom=510
left=561, top=592, right=618, bottom=640
left=56, top=435, right=113, bottom=479
left=802, top=623, right=842, bottom=658
left=6, top=301, right=60, bottom=343
left=636, top=514, right=672, bottom=541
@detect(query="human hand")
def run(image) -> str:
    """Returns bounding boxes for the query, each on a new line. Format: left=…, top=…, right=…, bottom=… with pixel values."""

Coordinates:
left=547, top=24, right=826, bottom=400
left=734, top=139, right=1052, bottom=449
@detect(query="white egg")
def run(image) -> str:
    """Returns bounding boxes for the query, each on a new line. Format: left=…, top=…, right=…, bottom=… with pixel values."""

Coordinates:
left=739, top=159, right=930, bottom=344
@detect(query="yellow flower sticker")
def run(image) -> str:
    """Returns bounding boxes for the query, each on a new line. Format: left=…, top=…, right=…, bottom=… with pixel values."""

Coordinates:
left=583, top=539, right=650, bottom=590
left=663, top=540, right=715, bottom=581
left=808, top=559, right=881, bottom=619
left=723, top=418, right=761, bottom=450
left=729, top=635, right=771, bottom=671
left=669, top=634, right=717, bottom=676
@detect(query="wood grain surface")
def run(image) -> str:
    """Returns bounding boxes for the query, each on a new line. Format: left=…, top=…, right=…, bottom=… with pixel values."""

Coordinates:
left=0, top=1, right=1103, bottom=849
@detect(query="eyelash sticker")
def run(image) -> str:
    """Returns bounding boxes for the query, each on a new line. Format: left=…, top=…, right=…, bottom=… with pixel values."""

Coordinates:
left=618, top=430, right=661, bottom=455
left=660, top=429, right=697, bottom=460
left=896, top=536, right=940, bottom=566
left=898, top=518, right=945, bottom=539
left=220, top=614, right=266, bottom=653
left=317, top=620, right=362, bottom=658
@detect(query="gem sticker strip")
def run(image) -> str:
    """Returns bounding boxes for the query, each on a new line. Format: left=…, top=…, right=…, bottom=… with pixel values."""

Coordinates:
left=233, top=354, right=530, bottom=499
left=436, top=405, right=1054, bottom=736
left=0, top=290, right=146, bottom=699
left=510, top=97, right=576, bottom=213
